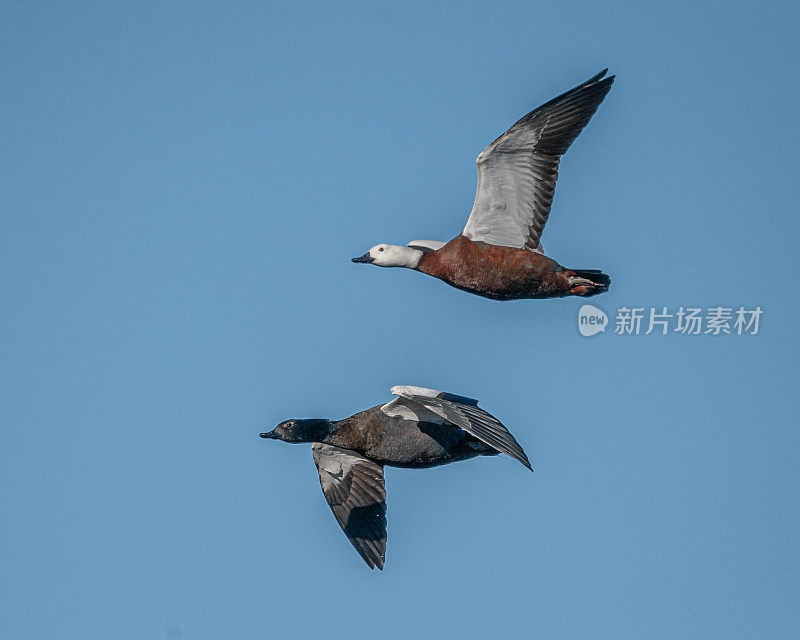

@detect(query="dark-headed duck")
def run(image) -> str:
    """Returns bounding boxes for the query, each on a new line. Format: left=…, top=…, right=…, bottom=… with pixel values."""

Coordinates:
left=352, top=70, right=615, bottom=300
left=259, top=385, right=531, bottom=570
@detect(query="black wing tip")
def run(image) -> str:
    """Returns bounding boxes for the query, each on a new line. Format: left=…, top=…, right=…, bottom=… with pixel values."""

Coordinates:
left=355, top=545, right=383, bottom=570
left=510, top=68, right=615, bottom=130
left=495, top=446, right=532, bottom=471
left=584, top=70, right=615, bottom=97
left=586, top=68, right=615, bottom=85
left=362, top=554, right=385, bottom=570
left=586, top=68, right=608, bottom=83
left=515, top=453, right=534, bottom=471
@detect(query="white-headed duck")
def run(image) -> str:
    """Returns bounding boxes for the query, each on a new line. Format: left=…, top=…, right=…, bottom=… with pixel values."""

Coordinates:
left=352, top=70, right=614, bottom=300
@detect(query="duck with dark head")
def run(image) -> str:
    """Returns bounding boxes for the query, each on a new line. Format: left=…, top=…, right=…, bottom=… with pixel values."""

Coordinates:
left=259, top=385, right=532, bottom=570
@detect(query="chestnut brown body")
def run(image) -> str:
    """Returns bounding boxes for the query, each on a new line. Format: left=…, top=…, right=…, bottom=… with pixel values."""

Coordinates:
left=416, top=235, right=607, bottom=300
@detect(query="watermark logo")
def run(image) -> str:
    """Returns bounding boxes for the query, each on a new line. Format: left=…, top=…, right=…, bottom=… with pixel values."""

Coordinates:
left=578, top=304, right=608, bottom=337
left=577, top=305, right=763, bottom=336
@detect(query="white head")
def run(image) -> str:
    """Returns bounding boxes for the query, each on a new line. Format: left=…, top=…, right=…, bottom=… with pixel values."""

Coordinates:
left=351, top=244, right=423, bottom=269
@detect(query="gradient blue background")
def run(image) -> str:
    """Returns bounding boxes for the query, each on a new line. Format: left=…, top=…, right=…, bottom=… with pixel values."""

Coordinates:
left=2, top=2, right=799, bottom=638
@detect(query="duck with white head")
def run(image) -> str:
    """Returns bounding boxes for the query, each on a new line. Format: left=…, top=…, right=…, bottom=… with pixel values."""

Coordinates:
left=351, top=70, right=616, bottom=301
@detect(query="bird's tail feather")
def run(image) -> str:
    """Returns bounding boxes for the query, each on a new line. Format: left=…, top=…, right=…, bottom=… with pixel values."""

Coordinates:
left=568, top=269, right=611, bottom=297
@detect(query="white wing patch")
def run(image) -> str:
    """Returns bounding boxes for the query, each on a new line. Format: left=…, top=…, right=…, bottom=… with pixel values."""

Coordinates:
left=462, top=146, right=544, bottom=249
left=380, top=397, right=445, bottom=423
left=390, top=385, right=441, bottom=398
left=312, top=443, right=360, bottom=490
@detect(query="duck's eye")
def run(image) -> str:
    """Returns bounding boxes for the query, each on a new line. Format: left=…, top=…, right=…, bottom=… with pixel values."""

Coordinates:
left=378, top=247, right=384, bottom=252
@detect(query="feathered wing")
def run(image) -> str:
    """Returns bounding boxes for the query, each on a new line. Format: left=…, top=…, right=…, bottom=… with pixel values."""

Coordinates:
left=388, top=386, right=532, bottom=470
left=462, top=69, right=614, bottom=251
left=312, top=443, right=387, bottom=570
left=407, top=239, right=447, bottom=252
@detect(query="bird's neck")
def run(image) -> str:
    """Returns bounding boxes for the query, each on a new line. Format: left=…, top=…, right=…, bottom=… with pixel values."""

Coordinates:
left=389, top=246, right=424, bottom=269
left=298, top=419, right=336, bottom=442
left=321, top=414, right=370, bottom=451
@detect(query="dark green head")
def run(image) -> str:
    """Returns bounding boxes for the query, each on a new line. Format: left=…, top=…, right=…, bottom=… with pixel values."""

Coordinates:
left=259, top=419, right=333, bottom=444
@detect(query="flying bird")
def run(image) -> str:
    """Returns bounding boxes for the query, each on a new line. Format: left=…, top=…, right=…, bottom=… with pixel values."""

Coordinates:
left=259, top=385, right=532, bottom=570
left=352, top=70, right=614, bottom=300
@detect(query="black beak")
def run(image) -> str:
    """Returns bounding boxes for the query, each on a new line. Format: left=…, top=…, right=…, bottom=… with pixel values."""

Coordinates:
left=259, top=431, right=278, bottom=439
left=351, top=252, right=373, bottom=264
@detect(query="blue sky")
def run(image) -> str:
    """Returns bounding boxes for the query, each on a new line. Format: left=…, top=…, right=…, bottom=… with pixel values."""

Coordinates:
left=2, top=1, right=799, bottom=638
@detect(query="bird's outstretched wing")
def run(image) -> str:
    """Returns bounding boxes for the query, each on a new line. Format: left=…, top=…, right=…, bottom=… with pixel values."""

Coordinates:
left=312, top=443, right=387, bottom=569
left=387, top=386, right=532, bottom=470
left=462, top=70, right=614, bottom=252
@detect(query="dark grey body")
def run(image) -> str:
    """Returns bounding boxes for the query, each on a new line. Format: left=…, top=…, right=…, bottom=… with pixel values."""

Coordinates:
left=324, top=405, right=499, bottom=469
left=260, top=386, right=532, bottom=569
